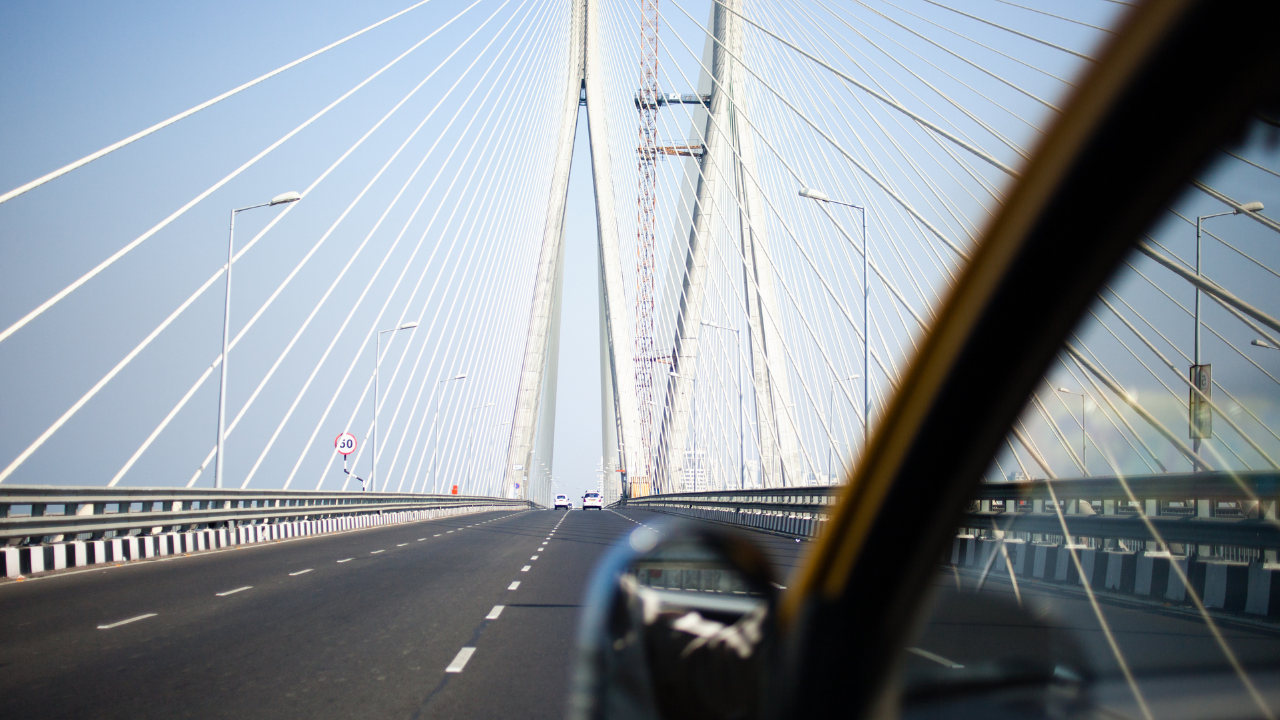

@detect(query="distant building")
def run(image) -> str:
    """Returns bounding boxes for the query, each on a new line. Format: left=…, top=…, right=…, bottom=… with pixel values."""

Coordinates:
left=683, top=450, right=709, bottom=492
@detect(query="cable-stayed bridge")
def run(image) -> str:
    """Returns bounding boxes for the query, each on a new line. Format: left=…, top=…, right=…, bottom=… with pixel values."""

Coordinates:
left=1, top=0, right=1279, bottom=717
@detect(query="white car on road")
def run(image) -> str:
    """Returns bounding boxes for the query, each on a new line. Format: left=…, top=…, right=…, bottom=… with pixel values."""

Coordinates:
left=582, top=492, right=603, bottom=510
left=554, top=494, right=571, bottom=510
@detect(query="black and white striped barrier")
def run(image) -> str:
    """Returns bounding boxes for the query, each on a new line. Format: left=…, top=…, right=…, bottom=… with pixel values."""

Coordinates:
left=949, top=535, right=1280, bottom=619
left=628, top=504, right=827, bottom=539
left=2, top=504, right=504, bottom=580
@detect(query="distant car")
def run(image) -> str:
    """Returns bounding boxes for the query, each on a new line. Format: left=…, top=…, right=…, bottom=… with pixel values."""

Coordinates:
left=582, top=492, right=603, bottom=510
left=554, top=494, right=570, bottom=510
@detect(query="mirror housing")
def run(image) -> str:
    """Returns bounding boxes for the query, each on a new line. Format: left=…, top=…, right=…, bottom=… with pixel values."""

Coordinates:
left=569, top=521, right=779, bottom=720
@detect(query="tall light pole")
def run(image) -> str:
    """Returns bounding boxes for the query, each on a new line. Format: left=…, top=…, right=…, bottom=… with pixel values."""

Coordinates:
left=800, top=187, right=870, bottom=450
left=701, top=322, right=742, bottom=489
left=215, top=191, right=301, bottom=490
left=1056, top=387, right=1087, bottom=474
left=828, top=374, right=860, bottom=484
left=373, top=321, right=417, bottom=491
left=432, top=373, right=467, bottom=493
left=1192, top=201, right=1263, bottom=459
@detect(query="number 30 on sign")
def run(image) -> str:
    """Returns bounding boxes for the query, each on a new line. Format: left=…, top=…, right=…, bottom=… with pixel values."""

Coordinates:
left=334, top=433, right=357, bottom=456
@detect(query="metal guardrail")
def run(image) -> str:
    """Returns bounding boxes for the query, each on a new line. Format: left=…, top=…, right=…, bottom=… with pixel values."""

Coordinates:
left=619, top=471, right=1280, bottom=549
left=0, top=486, right=533, bottom=542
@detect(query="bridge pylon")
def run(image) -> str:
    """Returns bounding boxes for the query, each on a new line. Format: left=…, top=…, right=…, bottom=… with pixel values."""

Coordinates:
left=657, top=0, right=800, bottom=492
left=502, top=0, right=642, bottom=506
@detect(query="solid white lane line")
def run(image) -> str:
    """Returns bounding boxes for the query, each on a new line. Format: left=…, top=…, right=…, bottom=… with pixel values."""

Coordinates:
left=97, top=613, right=156, bottom=630
left=446, top=647, right=476, bottom=673
left=508, top=581, right=520, bottom=590
left=486, top=605, right=504, bottom=619
left=216, top=586, right=252, bottom=597
left=907, top=647, right=964, bottom=669
left=337, top=558, right=353, bottom=563
left=520, top=565, right=531, bottom=572
left=370, top=550, right=385, bottom=554
left=397, top=543, right=408, bottom=547
left=290, top=569, right=313, bottom=576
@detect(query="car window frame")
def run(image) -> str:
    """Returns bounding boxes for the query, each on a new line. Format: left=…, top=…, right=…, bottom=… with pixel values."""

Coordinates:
left=777, top=1, right=1280, bottom=716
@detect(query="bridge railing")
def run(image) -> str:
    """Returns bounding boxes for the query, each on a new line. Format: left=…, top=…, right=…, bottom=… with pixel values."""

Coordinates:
left=617, top=486, right=837, bottom=538
left=618, top=472, right=1280, bottom=552
left=619, top=472, right=1280, bottom=617
left=0, top=485, right=532, bottom=545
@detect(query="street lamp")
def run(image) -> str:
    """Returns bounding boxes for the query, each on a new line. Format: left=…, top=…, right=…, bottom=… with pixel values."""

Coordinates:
left=215, top=191, right=301, bottom=490
left=432, top=373, right=467, bottom=493
left=1056, top=387, right=1087, bottom=473
left=702, top=321, right=743, bottom=489
left=828, top=375, right=860, bottom=484
left=800, top=186, right=870, bottom=449
left=1192, top=201, right=1262, bottom=457
left=1252, top=339, right=1278, bottom=351
left=373, top=321, right=417, bottom=491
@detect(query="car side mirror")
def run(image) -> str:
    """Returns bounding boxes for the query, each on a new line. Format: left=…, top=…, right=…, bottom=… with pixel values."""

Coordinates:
left=568, top=521, right=779, bottom=720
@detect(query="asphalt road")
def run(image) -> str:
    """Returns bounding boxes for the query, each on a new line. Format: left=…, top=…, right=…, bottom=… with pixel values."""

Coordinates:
left=0, top=506, right=806, bottom=720
left=8, top=503, right=1269, bottom=720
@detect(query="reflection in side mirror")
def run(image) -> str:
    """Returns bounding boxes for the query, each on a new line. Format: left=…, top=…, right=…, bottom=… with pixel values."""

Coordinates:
left=569, top=522, right=778, bottom=720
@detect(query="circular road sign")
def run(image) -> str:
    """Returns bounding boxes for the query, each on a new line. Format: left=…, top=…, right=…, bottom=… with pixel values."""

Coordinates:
left=335, top=432, right=357, bottom=456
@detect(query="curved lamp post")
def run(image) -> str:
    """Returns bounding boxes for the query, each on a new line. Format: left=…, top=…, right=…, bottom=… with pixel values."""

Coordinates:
left=215, top=191, right=300, bottom=489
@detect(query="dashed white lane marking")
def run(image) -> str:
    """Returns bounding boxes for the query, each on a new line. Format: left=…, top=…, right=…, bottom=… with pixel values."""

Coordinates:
left=435, top=534, right=442, bottom=537
left=486, top=605, right=505, bottom=619
left=397, top=543, right=408, bottom=547
left=520, top=565, right=531, bottom=572
left=446, top=647, right=476, bottom=673
left=907, top=647, right=964, bottom=669
left=418, top=538, right=426, bottom=541
left=290, top=569, right=313, bottom=576
left=337, top=558, right=353, bottom=563
left=531, top=556, right=539, bottom=560
left=98, top=613, right=156, bottom=630
left=216, top=586, right=252, bottom=597
left=370, top=550, right=385, bottom=555
left=508, top=581, right=520, bottom=590
left=447, top=531, right=454, bottom=534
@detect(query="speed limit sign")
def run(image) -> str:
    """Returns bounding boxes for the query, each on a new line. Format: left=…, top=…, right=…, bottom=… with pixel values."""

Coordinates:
left=334, top=432, right=357, bottom=456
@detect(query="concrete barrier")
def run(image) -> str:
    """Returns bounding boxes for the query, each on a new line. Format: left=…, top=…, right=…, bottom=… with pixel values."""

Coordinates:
left=1246, top=564, right=1280, bottom=617
left=1203, top=561, right=1249, bottom=612
left=947, top=535, right=1280, bottom=622
left=2, top=504, right=517, bottom=580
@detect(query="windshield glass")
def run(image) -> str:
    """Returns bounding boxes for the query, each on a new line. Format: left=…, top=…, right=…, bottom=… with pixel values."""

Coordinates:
left=906, top=118, right=1280, bottom=715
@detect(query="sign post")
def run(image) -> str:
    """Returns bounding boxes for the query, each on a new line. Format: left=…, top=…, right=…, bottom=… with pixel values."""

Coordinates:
left=335, top=433, right=364, bottom=490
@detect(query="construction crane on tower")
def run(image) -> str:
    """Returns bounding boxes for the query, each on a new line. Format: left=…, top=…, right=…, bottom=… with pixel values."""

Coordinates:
left=631, top=0, right=709, bottom=498
left=631, top=0, right=661, bottom=498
